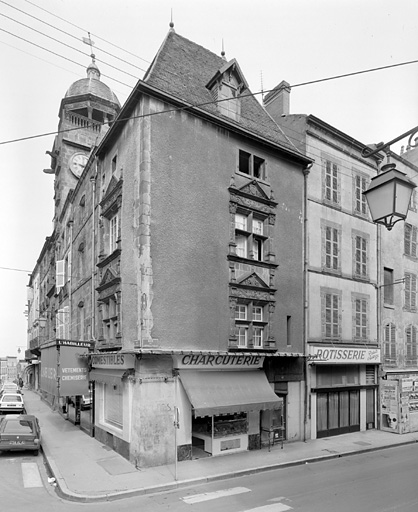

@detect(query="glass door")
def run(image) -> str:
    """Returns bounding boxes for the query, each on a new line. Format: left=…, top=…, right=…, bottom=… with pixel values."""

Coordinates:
left=316, top=389, right=360, bottom=438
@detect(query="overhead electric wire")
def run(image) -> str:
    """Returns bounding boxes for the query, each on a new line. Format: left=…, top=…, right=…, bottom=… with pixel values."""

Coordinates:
left=1, top=0, right=148, bottom=72
left=0, top=26, right=135, bottom=90
left=1, top=3, right=417, bottom=177
left=0, top=9, right=144, bottom=81
left=1, top=56, right=417, bottom=153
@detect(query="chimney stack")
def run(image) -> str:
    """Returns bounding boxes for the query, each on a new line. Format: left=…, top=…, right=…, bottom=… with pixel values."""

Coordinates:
left=263, top=80, right=291, bottom=117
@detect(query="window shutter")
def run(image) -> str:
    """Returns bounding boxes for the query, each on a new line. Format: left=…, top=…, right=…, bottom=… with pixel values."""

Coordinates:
left=56, top=260, right=65, bottom=288
left=412, top=274, right=417, bottom=309
left=390, top=323, right=396, bottom=359
left=405, top=274, right=411, bottom=309
left=406, top=327, right=412, bottom=357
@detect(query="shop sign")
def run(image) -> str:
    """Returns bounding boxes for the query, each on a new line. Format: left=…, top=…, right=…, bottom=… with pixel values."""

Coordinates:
left=309, top=346, right=380, bottom=364
left=59, top=345, right=89, bottom=396
left=90, top=353, right=135, bottom=369
left=173, top=354, right=264, bottom=370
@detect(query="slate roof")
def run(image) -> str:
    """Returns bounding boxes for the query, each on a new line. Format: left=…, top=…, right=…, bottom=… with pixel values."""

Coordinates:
left=143, top=30, right=301, bottom=156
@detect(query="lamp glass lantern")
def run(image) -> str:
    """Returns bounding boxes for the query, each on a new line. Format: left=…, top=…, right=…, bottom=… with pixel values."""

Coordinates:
left=363, top=163, right=416, bottom=230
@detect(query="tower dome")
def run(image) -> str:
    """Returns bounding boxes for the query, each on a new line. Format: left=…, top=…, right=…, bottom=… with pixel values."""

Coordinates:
left=64, top=56, right=120, bottom=107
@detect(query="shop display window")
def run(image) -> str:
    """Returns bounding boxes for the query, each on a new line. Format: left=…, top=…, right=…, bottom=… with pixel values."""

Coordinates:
left=193, top=413, right=248, bottom=438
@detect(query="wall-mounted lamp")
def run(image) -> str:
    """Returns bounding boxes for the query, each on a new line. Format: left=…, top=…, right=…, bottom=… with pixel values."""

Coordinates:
left=363, top=163, right=416, bottom=230
left=361, top=125, right=418, bottom=231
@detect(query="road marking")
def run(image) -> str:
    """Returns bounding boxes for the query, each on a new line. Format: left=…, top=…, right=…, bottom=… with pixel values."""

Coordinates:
left=21, top=462, right=43, bottom=488
left=181, top=486, right=251, bottom=504
left=243, top=504, right=292, bottom=512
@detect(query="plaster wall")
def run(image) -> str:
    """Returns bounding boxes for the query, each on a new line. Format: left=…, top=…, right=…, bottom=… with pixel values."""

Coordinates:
left=147, top=99, right=306, bottom=353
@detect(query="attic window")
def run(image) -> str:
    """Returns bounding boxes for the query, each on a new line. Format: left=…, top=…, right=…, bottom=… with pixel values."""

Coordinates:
left=218, top=79, right=240, bottom=121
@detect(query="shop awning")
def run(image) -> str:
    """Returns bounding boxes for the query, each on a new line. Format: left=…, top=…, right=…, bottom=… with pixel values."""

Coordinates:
left=89, top=369, right=127, bottom=385
left=179, top=370, right=282, bottom=417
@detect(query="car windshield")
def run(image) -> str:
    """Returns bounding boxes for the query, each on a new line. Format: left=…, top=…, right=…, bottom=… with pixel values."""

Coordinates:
left=2, top=395, right=22, bottom=402
left=3, top=420, right=34, bottom=434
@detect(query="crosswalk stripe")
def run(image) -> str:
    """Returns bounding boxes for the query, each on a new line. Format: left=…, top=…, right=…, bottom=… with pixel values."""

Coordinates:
left=181, top=486, right=251, bottom=504
left=242, top=504, right=292, bottom=512
left=21, top=462, right=43, bottom=488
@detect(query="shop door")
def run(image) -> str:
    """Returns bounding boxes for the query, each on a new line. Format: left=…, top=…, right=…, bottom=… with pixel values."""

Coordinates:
left=317, top=390, right=360, bottom=438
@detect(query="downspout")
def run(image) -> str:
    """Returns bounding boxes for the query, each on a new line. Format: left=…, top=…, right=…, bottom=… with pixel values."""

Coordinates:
left=90, top=163, right=98, bottom=344
left=89, top=159, right=98, bottom=438
left=303, top=163, right=312, bottom=442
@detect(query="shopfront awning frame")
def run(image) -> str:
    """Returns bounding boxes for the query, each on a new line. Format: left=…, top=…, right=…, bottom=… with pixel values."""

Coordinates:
left=179, top=370, right=282, bottom=418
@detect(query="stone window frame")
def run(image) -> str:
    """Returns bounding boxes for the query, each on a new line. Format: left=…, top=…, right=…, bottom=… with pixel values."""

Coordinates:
left=321, top=153, right=341, bottom=208
left=234, top=300, right=267, bottom=349
left=351, top=292, right=370, bottom=342
left=404, top=223, right=418, bottom=258
left=383, top=322, right=396, bottom=366
left=405, top=324, right=418, bottom=367
left=352, top=169, right=369, bottom=218
left=320, top=287, right=342, bottom=341
left=321, top=219, right=341, bottom=274
left=404, top=271, right=417, bottom=312
left=352, top=229, right=370, bottom=281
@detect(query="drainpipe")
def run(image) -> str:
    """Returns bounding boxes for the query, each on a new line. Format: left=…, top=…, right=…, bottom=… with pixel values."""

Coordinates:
left=90, top=166, right=97, bottom=344
left=303, top=163, right=313, bottom=442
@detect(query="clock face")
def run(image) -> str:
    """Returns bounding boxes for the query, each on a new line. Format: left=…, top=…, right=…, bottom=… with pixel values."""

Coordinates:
left=69, top=153, right=88, bottom=178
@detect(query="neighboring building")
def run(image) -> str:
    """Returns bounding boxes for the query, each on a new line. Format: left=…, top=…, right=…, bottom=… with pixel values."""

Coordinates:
left=265, top=82, right=382, bottom=440
left=378, top=150, right=418, bottom=434
left=0, top=358, right=7, bottom=384
left=27, top=26, right=312, bottom=468
left=6, top=357, right=18, bottom=383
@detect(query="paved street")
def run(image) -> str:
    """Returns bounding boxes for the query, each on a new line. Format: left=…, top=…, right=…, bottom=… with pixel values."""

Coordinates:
left=2, top=443, right=418, bottom=511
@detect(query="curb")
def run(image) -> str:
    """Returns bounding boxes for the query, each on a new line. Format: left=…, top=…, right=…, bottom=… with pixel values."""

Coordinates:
left=41, top=438, right=418, bottom=503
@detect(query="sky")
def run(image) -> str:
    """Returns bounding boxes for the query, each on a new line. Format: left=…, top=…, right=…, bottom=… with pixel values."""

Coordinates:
left=0, top=0, right=417, bottom=358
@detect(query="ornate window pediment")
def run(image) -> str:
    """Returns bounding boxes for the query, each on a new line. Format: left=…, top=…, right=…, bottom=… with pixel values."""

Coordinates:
left=237, top=272, right=269, bottom=289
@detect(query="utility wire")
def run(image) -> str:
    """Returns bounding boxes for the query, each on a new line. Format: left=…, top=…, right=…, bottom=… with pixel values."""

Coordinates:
left=1, top=0, right=148, bottom=72
left=0, top=27, right=135, bottom=89
left=23, top=0, right=150, bottom=65
left=0, top=37, right=128, bottom=99
left=0, top=10, right=143, bottom=81
left=0, top=266, right=32, bottom=273
left=1, top=58, right=417, bottom=148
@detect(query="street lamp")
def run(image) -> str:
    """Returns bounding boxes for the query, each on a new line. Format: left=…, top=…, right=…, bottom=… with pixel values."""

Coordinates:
left=362, top=125, right=418, bottom=231
left=363, top=163, right=416, bottom=231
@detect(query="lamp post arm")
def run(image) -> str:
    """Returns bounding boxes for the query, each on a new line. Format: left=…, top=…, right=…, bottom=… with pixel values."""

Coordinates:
left=361, top=125, right=418, bottom=158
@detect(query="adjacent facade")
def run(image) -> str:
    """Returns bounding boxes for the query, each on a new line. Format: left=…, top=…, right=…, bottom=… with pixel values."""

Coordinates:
left=265, top=83, right=382, bottom=440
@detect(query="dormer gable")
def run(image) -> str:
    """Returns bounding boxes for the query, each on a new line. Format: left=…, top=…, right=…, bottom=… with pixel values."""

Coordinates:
left=206, top=59, right=248, bottom=122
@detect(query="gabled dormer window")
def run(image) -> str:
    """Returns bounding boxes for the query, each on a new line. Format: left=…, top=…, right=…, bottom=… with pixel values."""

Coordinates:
left=218, top=75, right=241, bottom=121
left=206, top=59, right=248, bottom=122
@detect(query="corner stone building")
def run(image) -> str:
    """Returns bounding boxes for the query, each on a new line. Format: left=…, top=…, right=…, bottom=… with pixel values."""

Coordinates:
left=28, top=27, right=312, bottom=468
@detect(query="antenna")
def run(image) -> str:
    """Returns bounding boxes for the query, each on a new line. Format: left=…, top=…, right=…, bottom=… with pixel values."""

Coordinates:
left=260, top=70, right=264, bottom=102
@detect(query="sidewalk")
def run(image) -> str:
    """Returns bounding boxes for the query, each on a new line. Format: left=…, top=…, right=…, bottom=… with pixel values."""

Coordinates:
left=23, top=388, right=418, bottom=503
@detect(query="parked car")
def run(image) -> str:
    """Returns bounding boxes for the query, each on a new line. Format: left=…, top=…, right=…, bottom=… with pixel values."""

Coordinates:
left=0, top=414, right=41, bottom=455
left=68, top=395, right=92, bottom=410
left=0, top=383, right=23, bottom=397
left=0, top=393, right=26, bottom=415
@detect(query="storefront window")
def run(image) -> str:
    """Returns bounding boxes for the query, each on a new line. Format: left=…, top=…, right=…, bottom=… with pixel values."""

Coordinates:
left=192, top=413, right=248, bottom=438
left=104, top=383, right=123, bottom=429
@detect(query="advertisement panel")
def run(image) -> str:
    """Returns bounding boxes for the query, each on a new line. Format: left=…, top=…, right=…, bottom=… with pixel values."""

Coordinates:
left=59, top=343, right=89, bottom=397
left=40, top=346, right=58, bottom=396
left=381, top=380, right=400, bottom=433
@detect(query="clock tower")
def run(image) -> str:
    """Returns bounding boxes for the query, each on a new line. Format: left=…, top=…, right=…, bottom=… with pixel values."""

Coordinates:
left=45, top=56, right=120, bottom=226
